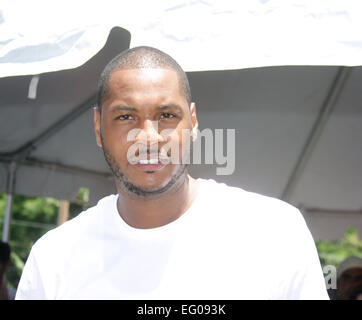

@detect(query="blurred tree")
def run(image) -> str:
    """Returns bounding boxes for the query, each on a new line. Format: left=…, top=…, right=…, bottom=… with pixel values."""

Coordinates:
left=316, top=227, right=362, bottom=269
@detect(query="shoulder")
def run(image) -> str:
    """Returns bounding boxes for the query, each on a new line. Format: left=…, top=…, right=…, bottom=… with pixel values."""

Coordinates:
left=32, top=194, right=118, bottom=255
left=16, top=194, right=118, bottom=299
left=199, top=178, right=303, bottom=222
left=197, top=178, right=310, bottom=245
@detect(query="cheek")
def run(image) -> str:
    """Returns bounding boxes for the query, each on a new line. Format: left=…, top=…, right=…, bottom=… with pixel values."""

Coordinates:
left=101, top=127, right=131, bottom=157
left=177, top=126, right=192, bottom=152
left=159, top=128, right=191, bottom=164
left=162, top=122, right=192, bottom=143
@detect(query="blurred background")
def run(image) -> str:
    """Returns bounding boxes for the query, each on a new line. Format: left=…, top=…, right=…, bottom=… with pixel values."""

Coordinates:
left=0, top=0, right=361, bottom=292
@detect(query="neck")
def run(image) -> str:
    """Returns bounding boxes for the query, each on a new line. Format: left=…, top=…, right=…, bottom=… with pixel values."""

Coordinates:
left=116, top=173, right=199, bottom=229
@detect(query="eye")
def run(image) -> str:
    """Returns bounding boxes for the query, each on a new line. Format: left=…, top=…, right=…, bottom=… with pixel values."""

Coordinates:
left=160, top=113, right=176, bottom=119
left=117, top=114, right=134, bottom=121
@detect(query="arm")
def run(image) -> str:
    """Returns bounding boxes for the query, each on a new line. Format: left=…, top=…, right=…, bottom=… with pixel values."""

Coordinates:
left=284, top=208, right=330, bottom=300
left=15, top=247, right=47, bottom=300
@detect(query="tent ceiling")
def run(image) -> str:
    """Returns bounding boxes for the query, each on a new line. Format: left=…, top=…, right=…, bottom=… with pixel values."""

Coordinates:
left=189, top=66, right=362, bottom=211
left=0, top=27, right=130, bottom=203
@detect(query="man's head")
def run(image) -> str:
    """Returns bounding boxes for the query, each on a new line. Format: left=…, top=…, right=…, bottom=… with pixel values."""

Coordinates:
left=97, top=46, right=192, bottom=112
left=94, top=46, right=198, bottom=198
left=336, top=256, right=362, bottom=300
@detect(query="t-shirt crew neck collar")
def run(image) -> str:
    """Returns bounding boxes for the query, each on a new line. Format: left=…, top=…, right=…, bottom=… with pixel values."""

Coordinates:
left=109, top=178, right=207, bottom=237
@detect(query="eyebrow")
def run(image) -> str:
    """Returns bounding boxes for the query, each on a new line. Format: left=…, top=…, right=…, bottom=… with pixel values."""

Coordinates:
left=111, top=105, right=138, bottom=113
left=158, top=104, right=184, bottom=113
left=111, top=104, right=184, bottom=113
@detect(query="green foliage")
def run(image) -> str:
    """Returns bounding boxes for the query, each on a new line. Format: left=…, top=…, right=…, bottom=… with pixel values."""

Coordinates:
left=0, top=193, right=6, bottom=215
left=316, top=227, right=362, bottom=269
left=76, top=187, right=90, bottom=204
left=7, top=251, right=25, bottom=289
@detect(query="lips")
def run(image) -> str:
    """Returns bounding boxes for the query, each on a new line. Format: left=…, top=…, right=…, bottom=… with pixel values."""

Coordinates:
left=134, top=162, right=166, bottom=172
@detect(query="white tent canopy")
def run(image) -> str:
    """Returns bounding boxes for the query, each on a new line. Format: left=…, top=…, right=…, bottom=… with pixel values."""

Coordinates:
left=1, top=1, right=361, bottom=241
left=2, top=0, right=362, bottom=77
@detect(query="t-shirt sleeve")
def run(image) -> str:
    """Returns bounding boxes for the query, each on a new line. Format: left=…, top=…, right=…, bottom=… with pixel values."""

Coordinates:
left=15, top=246, right=47, bottom=300
left=283, top=208, right=330, bottom=300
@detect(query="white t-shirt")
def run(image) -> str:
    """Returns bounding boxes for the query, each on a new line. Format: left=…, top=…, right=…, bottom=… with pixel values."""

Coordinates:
left=15, top=178, right=329, bottom=300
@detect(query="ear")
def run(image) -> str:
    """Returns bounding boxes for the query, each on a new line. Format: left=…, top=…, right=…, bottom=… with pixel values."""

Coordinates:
left=189, top=102, right=198, bottom=141
left=93, top=107, right=102, bottom=148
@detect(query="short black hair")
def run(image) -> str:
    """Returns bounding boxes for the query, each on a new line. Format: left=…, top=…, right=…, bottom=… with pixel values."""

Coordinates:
left=96, top=46, right=191, bottom=110
left=0, top=242, right=10, bottom=263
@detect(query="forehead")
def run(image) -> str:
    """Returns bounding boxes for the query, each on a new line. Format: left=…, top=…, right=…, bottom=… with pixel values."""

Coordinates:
left=106, top=68, right=184, bottom=103
left=343, top=268, right=362, bottom=275
left=341, top=268, right=362, bottom=279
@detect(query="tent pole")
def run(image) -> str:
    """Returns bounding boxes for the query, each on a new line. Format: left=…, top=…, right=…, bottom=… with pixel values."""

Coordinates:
left=2, top=161, right=17, bottom=242
left=57, top=200, right=70, bottom=226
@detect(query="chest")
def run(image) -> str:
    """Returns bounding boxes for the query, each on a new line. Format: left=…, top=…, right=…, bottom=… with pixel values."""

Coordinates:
left=54, top=227, right=284, bottom=299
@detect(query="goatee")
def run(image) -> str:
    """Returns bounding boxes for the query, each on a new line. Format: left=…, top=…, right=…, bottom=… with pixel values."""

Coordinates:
left=100, top=133, right=189, bottom=198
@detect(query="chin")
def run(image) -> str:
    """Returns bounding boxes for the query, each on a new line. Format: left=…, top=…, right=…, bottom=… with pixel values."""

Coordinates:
left=120, top=164, right=187, bottom=197
left=132, top=172, right=174, bottom=191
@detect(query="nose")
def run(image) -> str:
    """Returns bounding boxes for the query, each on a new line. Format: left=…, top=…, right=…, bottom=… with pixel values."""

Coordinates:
left=135, top=119, right=164, bottom=145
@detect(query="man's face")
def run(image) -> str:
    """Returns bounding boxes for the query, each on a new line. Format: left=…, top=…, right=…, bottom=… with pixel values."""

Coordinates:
left=94, top=68, right=198, bottom=196
left=337, top=268, right=362, bottom=299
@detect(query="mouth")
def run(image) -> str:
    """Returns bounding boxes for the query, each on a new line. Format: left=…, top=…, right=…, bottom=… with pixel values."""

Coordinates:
left=131, top=153, right=170, bottom=172
left=133, top=160, right=166, bottom=172
left=138, top=159, right=160, bottom=165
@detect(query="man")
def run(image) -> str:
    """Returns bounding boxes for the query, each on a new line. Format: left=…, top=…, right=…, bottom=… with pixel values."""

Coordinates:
left=335, top=256, right=362, bottom=300
left=0, top=241, right=16, bottom=300
left=16, top=46, right=328, bottom=299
